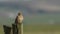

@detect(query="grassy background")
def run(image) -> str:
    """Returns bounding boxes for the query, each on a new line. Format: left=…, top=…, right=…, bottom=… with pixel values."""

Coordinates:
left=0, top=25, right=60, bottom=34
left=0, top=14, right=60, bottom=34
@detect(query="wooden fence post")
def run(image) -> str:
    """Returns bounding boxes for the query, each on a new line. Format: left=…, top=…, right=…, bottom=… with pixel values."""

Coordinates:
left=17, top=23, right=23, bottom=34
left=3, top=25, right=11, bottom=34
left=21, top=23, right=23, bottom=34
left=12, top=23, right=23, bottom=34
left=12, top=24, right=18, bottom=34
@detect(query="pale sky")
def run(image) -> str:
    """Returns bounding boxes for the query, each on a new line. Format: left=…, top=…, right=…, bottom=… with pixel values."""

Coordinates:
left=0, top=0, right=30, bottom=1
left=0, top=0, right=60, bottom=11
left=22, top=0, right=60, bottom=11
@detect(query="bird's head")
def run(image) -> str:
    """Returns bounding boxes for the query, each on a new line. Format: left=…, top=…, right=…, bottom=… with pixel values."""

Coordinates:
left=18, top=12, right=21, bottom=15
left=17, top=10, right=23, bottom=16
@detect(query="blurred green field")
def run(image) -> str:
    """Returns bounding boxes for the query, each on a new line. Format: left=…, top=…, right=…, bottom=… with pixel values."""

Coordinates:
left=0, top=25, right=60, bottom=34
left=0, top=14, right=60, bottom=34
